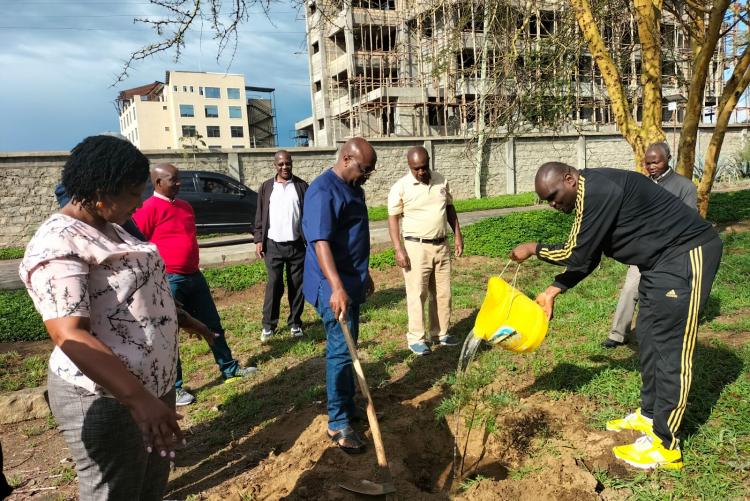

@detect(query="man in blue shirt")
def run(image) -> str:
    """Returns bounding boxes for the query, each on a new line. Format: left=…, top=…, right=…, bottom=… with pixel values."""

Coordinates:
left=302, top=137, right=377, bottom=454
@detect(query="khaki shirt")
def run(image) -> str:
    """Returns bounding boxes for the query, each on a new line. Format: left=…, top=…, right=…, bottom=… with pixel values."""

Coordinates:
left=387, top=171, right=453, bottom=239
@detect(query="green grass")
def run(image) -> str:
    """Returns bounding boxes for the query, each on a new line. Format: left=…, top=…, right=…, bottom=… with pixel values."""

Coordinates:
left=144, top=214, right=749, bottom=499
left=203, top=261, right=267, bottom=291
left=0, top=247, right=24, bottom=260
left=367, top=192, right=538, bottom=221
left=0, top=352, right=48, bottom=391
left=434, top=226, right=750, bottom=499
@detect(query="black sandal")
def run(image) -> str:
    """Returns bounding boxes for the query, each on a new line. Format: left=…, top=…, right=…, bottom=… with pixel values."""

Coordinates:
left=328, top=426, right=366, bottom=454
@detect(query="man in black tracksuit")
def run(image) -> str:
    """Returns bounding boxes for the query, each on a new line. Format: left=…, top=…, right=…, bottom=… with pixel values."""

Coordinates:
left=511, top=162, right=722, bottom=470
left=254, top=150, right=309, bottom=342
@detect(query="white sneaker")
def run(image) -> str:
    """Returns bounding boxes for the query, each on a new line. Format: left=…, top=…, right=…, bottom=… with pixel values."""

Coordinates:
left=260, top=328, right=273, bottom=343
left=291, top=326, right=303, bottom=338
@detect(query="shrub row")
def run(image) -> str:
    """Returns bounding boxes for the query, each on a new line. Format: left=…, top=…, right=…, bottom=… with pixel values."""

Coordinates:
left=2, top=194, right=745, bottom=343
left=367, top=192, right=537, bottom=222
left=0, top=247, right=24, bottom=261
left=0, top=290, right=47, bottom=343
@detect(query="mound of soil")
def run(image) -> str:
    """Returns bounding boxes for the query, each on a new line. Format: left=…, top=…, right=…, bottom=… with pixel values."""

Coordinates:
left=189, top=385, right=630, bottom=500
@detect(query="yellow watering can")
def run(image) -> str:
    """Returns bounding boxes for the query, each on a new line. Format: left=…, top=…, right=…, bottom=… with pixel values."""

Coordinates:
left=472, top=273, right=549, bottom=353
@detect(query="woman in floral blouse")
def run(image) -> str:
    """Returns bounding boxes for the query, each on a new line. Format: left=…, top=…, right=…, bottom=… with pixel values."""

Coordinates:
left=20, top=135, right=189, bottom=501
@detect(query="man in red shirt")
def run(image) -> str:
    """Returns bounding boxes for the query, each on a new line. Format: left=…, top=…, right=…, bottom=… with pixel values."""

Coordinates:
left=133, top=163, right=256, bottom=406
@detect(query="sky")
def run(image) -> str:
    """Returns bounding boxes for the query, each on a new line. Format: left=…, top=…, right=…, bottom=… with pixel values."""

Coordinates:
left=0, top=0, right=312, bottom=151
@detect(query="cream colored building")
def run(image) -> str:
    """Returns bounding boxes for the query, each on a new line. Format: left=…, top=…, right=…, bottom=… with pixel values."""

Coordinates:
left=118, top=70, right=272, bottom=150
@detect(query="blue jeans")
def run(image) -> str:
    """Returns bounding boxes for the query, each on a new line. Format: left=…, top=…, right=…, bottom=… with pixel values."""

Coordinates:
left=314, top=286, right=360, bottom=432
left=167, top=272, right=239, bottom=387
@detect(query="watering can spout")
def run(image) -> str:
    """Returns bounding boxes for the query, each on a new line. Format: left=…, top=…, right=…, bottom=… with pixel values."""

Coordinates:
left=472, top=276, right=549, bottom=353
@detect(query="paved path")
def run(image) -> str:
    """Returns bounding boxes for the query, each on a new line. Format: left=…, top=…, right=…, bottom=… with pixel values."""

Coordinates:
left=1, top=204, right=548, bottom=289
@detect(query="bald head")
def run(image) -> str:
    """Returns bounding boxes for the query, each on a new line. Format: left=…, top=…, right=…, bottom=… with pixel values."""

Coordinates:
left=274, top=149, right=293, bottom=181
left=151, top=163, right=181, bottom=199
left=644, top=142, right=671, bottom=178
left=407, top=146, right=430, bottom=183
left=535, top=162, right=579, bottom=214
left=335, top=137, right=377, bottom=186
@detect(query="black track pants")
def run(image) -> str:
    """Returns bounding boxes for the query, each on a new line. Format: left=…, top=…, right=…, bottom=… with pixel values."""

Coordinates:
left=636, top=237, right=723, bottom=450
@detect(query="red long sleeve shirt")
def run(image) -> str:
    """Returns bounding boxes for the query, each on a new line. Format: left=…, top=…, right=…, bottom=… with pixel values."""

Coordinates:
left=133, top=195, right=200, bottom=275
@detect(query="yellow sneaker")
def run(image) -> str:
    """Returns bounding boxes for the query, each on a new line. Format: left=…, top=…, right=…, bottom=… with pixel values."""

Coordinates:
left=606, top=408, right=654, bottom=435
left=612, top=435, right=683, bottom=470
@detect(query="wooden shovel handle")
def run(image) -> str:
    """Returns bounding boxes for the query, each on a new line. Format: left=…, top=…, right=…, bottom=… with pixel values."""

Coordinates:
left=339, top=316, right=390, bottom=470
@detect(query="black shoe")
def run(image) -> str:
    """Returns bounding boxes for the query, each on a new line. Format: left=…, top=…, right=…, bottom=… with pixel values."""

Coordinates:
left=602, top=338, right=626, bottom=349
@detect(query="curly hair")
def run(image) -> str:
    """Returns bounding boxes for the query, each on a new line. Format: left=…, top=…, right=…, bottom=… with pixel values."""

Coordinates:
left=61, top=135, right=150, bottom=206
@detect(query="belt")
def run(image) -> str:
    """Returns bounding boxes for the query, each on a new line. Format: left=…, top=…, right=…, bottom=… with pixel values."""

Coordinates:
left=404, top=236, right=446, bottom=245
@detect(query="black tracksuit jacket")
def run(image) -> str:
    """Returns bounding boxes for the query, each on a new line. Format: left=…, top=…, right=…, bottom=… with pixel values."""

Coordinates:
left=536, top=168, right=717, bottom=291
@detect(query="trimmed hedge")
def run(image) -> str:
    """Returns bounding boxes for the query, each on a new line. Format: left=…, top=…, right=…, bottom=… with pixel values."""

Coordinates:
left=368, top=192, right=538, bottom=222
left=0, top=247, right=24, bottom=261
left=462, top=209, right=574, bottom=258
left=203, top=261, right=267, bottom=291
left=707, top=189, right=750, bottom=224
left=0, top=290, right=47, bottom=342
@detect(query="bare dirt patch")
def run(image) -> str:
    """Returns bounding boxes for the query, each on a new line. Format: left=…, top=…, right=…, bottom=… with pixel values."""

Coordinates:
left=0, top=256, right=686, bottom=500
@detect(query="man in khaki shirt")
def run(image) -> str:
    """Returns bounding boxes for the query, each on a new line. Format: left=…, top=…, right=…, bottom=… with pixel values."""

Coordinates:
left=388, top=146, right=463, bottom=356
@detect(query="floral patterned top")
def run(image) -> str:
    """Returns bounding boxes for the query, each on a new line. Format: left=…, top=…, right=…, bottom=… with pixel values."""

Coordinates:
left=20, top=214, right=178, bottom=398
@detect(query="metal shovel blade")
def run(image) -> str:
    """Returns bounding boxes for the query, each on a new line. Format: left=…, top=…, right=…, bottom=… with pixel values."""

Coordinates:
left=339, top=478, right=396, bottom=496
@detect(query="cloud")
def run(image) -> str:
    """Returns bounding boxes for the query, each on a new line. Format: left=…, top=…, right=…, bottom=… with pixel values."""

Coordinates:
left=0, top=1, right=311, bottom=151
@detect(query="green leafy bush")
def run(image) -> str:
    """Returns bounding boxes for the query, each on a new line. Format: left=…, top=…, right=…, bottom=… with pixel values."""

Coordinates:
left=367, top=192, right=538, bottom=222
left=203, top=262, right=267, bottom=291
left=370, top=248, right=396, bottom=269
left=707, top=189, right=750, bottom=224
left=0, top=247, right=25, bottom=260
left=0, top=290, right=47, bottom=342
left=462, top=210, right=574, bottom=258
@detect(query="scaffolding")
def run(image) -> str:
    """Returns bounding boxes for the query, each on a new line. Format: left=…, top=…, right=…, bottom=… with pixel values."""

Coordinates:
left=245, top=85, right=279, bottom=148
left=298, top=0, right=737, bottom=146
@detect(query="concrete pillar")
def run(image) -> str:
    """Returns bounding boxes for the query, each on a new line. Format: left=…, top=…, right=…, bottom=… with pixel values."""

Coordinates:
left=228, top=152, right=241, bottom=182
left=423, top=139, right=434, bottom=170
left=506, top=137, right=516, bottom=194
left=577, top=135, right=586, bottom=170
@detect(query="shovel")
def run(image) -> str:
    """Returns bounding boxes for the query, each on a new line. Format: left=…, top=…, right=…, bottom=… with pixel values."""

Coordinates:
left=337, top=314, right=396, bottom=496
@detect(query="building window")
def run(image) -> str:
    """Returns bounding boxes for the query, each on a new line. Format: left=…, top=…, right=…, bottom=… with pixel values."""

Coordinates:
left=164, top=126, right=170, bottom=131
left=190, top=86, right=194, bottom=92
left=312, top=41, right=320, bottom=54
left=182, top=125, right=197, bottom=137
left=205, top=105, right=219, bottom=118
left=227, top=88, right=241, bottom=99
left=318, top=118, right=324, bottom=130
left=205, top=87, right=221, bottom=99
left=173, top=85, right=177, bottom=91
left=230, top=126, right=244, bottom=138
left=179, top=104, right=195, bottom=117
left=314, top=80, right=322, bottom=92
left=183, top=86, right=187, bottom=92
left=162, top=105, right=167, bottom=110
left=208, top=145, right=221, bottom=150
left=232, top=145, right=245, bottom=149
left=199, top=86, right=203, bottom=95
left=206, top=125, right=221, bottom=137
left=228, top=106, right=242, bottom=119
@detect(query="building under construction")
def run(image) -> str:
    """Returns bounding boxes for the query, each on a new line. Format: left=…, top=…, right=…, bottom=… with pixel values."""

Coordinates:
left=295, top=0, right=734, bottom=147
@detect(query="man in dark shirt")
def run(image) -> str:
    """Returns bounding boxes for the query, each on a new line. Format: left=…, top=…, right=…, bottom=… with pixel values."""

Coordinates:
left=511, top=162, right=722, bottom=470
left=302, top=137, right=377, bottom=454
left=254, top=150, right=309, bottom=343
left=603, top=142, right=697, bottom=348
